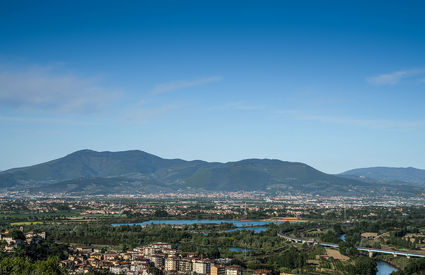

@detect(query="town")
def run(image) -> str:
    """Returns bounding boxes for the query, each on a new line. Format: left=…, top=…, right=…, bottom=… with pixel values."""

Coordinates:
left=64, top=242, right=257, bottom=275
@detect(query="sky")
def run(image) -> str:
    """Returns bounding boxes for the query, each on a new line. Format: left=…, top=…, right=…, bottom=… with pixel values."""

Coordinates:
left=1, top=0, right=425, bottom=173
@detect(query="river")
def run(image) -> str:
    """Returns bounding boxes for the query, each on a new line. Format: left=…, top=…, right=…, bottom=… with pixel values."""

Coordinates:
left=376, top=261, right=398, bottom=275
left=114, top=221, right=399, bottom=273
left=337, top=233, right=398, bottom=274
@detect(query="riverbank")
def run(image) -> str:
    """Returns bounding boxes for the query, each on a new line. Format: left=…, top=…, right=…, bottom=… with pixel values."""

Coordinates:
left=376, top=261, right=399, bottom=275
left=259, top=217, right=308, bottom=223
left=375, top=255, right=409, bottom=271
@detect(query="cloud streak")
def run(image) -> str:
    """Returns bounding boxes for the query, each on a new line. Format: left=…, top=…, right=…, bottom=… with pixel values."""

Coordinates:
left=0, top=66, right=120, bottom=113
left=151, top=76, right=222, bottom=94
left=367, top=69, right=424, bottom=85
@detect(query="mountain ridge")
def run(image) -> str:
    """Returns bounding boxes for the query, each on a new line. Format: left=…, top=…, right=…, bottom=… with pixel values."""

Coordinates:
left=341, top=166, right=425, bottom=186
left=0, top=150, right=423, bottom=196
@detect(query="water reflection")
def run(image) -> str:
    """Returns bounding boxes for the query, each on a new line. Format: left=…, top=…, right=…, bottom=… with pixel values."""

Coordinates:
left=376, top=261, right=398, bottom=275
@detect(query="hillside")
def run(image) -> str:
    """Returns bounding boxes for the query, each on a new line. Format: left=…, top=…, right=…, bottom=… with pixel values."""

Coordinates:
left=341, top=167, right=425, bottom=186
left=0, top=150, right=422, bottom=196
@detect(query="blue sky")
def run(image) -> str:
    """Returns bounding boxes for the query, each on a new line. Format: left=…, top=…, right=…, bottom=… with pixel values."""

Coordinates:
left=1, top=0, right=425, bottom=173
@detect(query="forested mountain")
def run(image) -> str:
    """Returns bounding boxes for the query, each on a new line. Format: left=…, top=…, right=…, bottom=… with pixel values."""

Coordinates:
left=341, top=167, right=425, bottom=186
left=0, top=150, right=422, bottom=196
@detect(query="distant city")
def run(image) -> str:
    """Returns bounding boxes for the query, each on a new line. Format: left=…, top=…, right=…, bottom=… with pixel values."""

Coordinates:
left=2, top=0, right=425, bottom=274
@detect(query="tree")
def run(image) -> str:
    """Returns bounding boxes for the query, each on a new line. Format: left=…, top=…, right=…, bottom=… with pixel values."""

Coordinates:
left=360, top=238, right=370, bottom=248
left=350, top=257, right=377, bottom=275
left=333, top=224, right=344, bottom=236
left=148, top=266, right=162, bottom=275
left=33, top=257, right=63, bottom=274
left=7, top=230, right=25, bottom=240
left=154, top=210, right=168, bottom=217
left=339, top=241, right=359, bottom=257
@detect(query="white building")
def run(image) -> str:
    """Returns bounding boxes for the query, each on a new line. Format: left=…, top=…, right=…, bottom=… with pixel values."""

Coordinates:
left=193, top=260, right=211, bottom=274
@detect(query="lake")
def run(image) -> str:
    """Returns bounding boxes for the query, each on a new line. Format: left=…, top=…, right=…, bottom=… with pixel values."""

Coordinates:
left=376, top=261, right=398, bottom=275
left=112, top=219, right=284, bottom=227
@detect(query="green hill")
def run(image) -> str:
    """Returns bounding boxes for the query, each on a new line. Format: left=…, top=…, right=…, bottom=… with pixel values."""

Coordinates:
left=341, top=167, right=425, bottom=186
left=0, top=150, right=421, bottom=196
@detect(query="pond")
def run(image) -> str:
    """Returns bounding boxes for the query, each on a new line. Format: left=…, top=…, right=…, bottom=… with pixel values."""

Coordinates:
left=376, top=261, right=398, bottom=275
left=339, top=234, right=346, bottom=241
left=227, top=247, right=256, bottom=253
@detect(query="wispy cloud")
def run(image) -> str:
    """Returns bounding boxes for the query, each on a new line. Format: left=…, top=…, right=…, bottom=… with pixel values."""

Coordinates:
left=367, top=69, right=424, bottom=85
left=0, top=65, right=121, bottom=113
left=151, top=76, right=222, bottom=94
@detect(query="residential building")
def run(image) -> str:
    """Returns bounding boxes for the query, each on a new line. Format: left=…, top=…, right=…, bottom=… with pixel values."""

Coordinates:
left=211, top=265, right=226, bottom=275
left=165, top=257, right=179, bottom=271
left=226, top=265, right=242, bottom=275
left=193, top=259, right=211, bottom=274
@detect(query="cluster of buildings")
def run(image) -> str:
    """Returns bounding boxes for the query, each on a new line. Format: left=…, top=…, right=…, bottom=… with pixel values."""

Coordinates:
left=0, top=227, right=46, bottom=251
left=63, top=242, right=269, bottom=275
left=129, top=192, right=267, bottom=200
left=1, top=194, right=423, bottom=223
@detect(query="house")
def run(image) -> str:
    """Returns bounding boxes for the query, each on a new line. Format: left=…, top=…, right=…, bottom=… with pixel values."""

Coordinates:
left=131, top=263, right=150, bottom=275
left=104, top=251, right=119, bottom=261
left=75, top=246, right=93, bottom=254
left=110, top=265, right=130, bottom=274
left=151, top=242, right=172, bottom=250
left=225, top=265, right=242, bottom=275
left=91, top=252, right=103, bottom=261
left=2, top=236, right=14, bottom=245
left=361, top=232, right=378, bottom=240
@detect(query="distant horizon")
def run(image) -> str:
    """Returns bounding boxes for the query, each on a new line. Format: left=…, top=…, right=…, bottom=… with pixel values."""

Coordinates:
left=1, top=1, right=425, bottom=174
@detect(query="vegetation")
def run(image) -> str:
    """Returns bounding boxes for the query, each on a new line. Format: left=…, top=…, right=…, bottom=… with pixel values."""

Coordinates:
left=392, top=258, right=425, bottom=274
left=0, top=257, right=64, bottom=275
left=2, top=149, right=422, bottom=196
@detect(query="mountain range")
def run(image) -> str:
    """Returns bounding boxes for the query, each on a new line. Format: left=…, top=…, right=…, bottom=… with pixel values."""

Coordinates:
left=340, top=167, right=425, bottom=186
left=0, top=149, right=423, bottom=196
